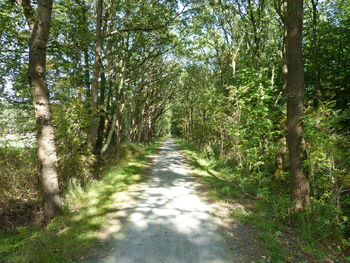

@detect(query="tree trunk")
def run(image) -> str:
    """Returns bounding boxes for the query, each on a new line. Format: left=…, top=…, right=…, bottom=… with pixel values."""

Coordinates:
left=274, top=141, right=285, bottom=181
left=83, top=48, right=90, bottom=98
left=101, top=58, right=127, bottom=153
left=102, top=111, right=118, bottom=154
left=231, top=35, right=244, bottom=79
left=286, top=0, right=310, bottom=210
left=95, top=70, right=107, bottom=156
left=87, top=0, right=103, bottom=152
left=22, top=0, right=62, bottom=222
left=311, top=0, right=321, bottom=106
left=114, top=112, right=122, bottom=145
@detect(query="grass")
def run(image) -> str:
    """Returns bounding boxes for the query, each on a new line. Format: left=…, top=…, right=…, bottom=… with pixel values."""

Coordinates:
left=0, top=140, right=162, bottom=263
left=0, top=146, right=37, bottom=202
left=174, top=138, right=331, bottom=263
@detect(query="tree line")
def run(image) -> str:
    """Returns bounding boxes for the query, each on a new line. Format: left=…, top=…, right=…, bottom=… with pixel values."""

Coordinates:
left=171, top=0, right=349, bottom=254
left=0, top=0, right=349, bottom=257
left=1, top=0, right=181, bottom=222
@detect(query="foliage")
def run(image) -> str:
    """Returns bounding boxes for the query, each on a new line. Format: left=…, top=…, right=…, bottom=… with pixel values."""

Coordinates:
left=0, top=147, right=36, bottom=197
left=0, top=0, right=349, bottom=260
left=170, top=0, right=350, bottom=259
left=0, top=0, right=180, bottom=227
left=176, top=138, right=349, bottom=262
left=0, top=140, right=161, bottom=263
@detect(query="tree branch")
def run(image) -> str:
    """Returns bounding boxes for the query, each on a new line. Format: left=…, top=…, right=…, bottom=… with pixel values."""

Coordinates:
left=15, top=0, right=35, bottom=30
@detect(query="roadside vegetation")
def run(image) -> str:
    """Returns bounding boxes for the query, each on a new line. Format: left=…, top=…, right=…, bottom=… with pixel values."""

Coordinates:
left=0, top=141, right=161, bottom=263
left=176, top=138, right=349, bottom=263
left=0, top=0, right=349, bottom=262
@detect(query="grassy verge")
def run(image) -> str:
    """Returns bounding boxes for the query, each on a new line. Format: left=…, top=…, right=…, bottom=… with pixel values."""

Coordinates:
left=0, top=140, right=162, bottom=263
left=175, top=138, right=348, bottom=263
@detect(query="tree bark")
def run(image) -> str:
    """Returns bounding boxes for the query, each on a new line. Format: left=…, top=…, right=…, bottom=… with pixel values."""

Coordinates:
left=83, top=48, right=90, bottom=98
left=76, top=0, right=91, bottom=99
left=87, top=0, right=103, bottom=152
left=95, top=70, right=107, bottom=156
left=286, top=0, right=310, bottom=210
left=311, top=0, right=321, bottom=106
left=101, top=58, right=127, bottom=154
left=20, top=0, right=62, bottom=222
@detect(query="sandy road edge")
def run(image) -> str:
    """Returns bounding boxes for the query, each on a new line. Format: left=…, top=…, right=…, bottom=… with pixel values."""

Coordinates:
left=174, top=139, right=267, bottom=263
left=79, top=139, right=166, bottom=262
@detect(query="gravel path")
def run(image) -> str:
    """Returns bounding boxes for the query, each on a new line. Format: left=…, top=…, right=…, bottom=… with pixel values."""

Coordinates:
left=92, top=138, right=247, bottom=263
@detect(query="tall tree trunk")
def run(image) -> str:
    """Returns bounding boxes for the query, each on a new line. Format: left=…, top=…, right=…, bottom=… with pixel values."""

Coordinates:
left=95, top=70, right=107, bottom=156
left=76, top=0, right=91, bottom=99
left=286, top=0, right=310, bottom=210
left=231, top=35, right=244, bottom=79
left=19, top=0, right=62, bottom=222
left=102, top=110, right=117, bottom=154
left=311, top=0, right=321, bottom=106
left=83, top=48, right=90, bottom=98
left=87, top=0, right=103, bottom=152
left=101, top=58, right=126, bottom=154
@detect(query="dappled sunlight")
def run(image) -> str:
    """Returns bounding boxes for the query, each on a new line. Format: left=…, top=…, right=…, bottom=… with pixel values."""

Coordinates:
left=91, top=139, right=241, bottom=263
left=0, top=142, right=161, bottom=263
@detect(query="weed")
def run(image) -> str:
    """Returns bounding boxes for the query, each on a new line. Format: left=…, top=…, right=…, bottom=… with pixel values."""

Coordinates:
left=0, top=140, right=162, bottom=263
left=175, top=138, right=348, bottom=262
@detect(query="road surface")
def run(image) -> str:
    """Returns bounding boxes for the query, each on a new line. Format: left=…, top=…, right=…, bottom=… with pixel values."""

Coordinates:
left=93, top=138, right=245, bottom=263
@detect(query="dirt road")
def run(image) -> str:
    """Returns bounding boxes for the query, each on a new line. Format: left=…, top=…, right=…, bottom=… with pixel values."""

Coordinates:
left=92, top=138, right=248, bottom=263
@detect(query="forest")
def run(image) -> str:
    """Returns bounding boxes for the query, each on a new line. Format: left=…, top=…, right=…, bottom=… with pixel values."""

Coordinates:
left=0, top=0, right=349, bottom=262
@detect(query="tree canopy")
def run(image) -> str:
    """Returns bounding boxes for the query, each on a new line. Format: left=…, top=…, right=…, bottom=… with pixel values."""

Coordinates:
left=0, top=0, right=349, bottom=261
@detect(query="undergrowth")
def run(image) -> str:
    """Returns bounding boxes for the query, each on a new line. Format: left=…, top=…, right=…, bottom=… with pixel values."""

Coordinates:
left=0, top=140, right=162, bottom=263
left=0, top=147, right=37, bottom=202
left=175, top=138, right=349, bottom=263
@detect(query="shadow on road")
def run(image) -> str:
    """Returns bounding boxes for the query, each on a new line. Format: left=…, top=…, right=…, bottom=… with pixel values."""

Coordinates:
left=89, top=139, right=241, bottom=263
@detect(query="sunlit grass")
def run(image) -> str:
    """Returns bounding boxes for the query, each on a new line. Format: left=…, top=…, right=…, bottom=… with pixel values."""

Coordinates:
left=0, top=140, right=162, bottom=263
left=175, top=138, right=289, bottom=262
left=176, top=138, right=350, bottom=262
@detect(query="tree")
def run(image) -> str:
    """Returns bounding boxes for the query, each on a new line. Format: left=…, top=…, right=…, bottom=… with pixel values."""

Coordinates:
left=285, top=0, right=310, bottom=210
left=17, top=0, right=62, bottom=221
left=87, top=0, right=103, bottom=153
